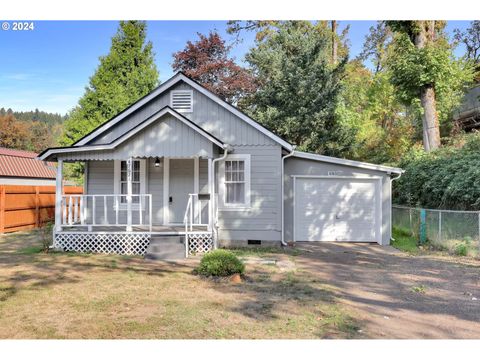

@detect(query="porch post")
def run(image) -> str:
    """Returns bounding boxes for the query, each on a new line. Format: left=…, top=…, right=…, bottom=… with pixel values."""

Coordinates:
left=55, top=160, right=64, bottom=232
left=207, top=157, right=213, bottom=232
left=126, top=157, right=133, bottom=231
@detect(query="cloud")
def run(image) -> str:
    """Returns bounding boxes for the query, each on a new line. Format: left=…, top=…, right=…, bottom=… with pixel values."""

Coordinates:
left=3, top=73, right=33, bottom=81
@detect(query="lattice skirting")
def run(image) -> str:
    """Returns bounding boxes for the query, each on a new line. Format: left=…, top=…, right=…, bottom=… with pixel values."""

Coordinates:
left=188, top=232, right=213, bottom=255
left=54, top=232, right=151, bottom=256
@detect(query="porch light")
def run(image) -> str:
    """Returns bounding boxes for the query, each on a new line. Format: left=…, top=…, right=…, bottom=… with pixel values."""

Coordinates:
left=154, top=157, right=161, bottom=167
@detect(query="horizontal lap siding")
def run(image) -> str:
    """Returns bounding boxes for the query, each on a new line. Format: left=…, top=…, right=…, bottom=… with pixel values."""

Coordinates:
left=87, top=160, right=164, bottom=225
left=218, top=145, right=282, bottom=241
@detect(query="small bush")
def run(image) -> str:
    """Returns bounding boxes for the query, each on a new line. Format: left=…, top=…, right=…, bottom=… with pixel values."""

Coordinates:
left=195, top=250, right=245, bottom=277
left=454, top=242, right=468, bottom=256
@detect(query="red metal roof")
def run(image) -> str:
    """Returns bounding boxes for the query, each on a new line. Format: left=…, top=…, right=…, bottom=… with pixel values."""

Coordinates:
left=0, top=147, right=56, bottom=179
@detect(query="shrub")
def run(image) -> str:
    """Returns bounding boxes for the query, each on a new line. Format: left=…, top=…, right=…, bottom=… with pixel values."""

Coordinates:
left=393, top=132, right=480, bottom=210
left=454, top=242, right=468, bottom=256
left=195, top=249, right=245, bottom=277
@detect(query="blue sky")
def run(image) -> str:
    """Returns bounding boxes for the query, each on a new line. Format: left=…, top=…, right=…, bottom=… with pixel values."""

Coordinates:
left=0, top=20, right=472, bottom=114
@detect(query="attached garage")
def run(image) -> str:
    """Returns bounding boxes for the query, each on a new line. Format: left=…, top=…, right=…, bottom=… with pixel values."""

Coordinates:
left=293, top=176, right=381, bottom=243
left=284, top=151, right=403, bottom=246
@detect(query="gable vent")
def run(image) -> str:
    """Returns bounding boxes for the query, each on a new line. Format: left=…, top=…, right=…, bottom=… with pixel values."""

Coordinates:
left=171, top=90, right=193, bottom=113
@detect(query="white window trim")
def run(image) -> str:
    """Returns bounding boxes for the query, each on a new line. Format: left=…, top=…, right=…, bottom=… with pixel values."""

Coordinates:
left=170, top=89, right=193, bottom=113
left=113, top=159, right=146, bottom=210
left=218, top=154, right=251, bottom=210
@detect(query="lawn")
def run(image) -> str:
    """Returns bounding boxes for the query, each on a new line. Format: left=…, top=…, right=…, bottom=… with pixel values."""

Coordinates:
left=0, top=231, right=360, bottom=339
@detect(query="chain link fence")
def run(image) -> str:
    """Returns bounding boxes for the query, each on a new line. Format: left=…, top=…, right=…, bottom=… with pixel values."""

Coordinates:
left=392, top=205, right=480, bottom=257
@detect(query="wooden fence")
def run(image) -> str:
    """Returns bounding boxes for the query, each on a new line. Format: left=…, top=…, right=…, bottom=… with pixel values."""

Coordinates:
left=0, top=185, right=83, bottom=233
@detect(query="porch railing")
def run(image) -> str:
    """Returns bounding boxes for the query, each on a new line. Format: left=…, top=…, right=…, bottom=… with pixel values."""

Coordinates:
left=60, top=194, right=152, bottom=231
left=184, top=193, right=212, bottom=257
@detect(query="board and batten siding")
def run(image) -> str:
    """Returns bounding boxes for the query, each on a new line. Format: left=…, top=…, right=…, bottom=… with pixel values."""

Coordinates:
left=284, top=157, right=392, bottom=245
left=87, top=81, right=276, bottom=147
left=58, top=114, right=215, bottom=161
left=217, top=145, right=282, bottom=243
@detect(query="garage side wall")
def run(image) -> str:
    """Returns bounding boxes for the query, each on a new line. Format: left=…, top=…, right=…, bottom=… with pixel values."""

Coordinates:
left=284, top=158, right=392, bottom=245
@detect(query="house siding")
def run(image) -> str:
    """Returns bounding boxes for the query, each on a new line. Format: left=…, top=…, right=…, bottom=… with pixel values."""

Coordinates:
left=284, top=157, right=392, bottom=245
left=58, top=114, right=215, bottom=161
left=87, top=81, right=277, bottom=147
left=217, top=145, right=282, bottom=244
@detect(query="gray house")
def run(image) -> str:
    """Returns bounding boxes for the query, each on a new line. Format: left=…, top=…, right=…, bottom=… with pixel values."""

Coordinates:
left=39, top=72, right=403, bottom=258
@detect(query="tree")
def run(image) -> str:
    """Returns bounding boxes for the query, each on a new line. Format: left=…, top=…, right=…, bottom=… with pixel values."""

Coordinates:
left=61, top=21, right=159, bottom=147
left=454, top=21, right=480, bottom=80
left=172, top=31, right=257, bottom=104
left=386, top=21, right=475, bottom=151
left=358, top=21, right=392, bottom=74
left=244, top=21, right=356, bottom=157
left=0, top=114, right=31, bottom=149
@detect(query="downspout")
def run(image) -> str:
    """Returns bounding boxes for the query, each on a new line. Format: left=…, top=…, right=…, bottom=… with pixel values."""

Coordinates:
left=390, top=171, right=403, bottom=242
left=211, top=145, right=231, bottom=247
left=281, top=146, right=296, bottom=246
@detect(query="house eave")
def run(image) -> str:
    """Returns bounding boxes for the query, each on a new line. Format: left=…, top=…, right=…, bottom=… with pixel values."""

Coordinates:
left=292, top=151, right=404, bottom=175
left=72, top=72, right=294, bottom=151
left=38, top=106, right=227, bottom=162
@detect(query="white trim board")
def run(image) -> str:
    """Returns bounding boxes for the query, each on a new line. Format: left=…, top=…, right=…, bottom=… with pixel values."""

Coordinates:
left=292, top=151, right=404, bottom=175
left=39, top=107, right=225, bottom=161
left=72, top=72, right=293, bottom=151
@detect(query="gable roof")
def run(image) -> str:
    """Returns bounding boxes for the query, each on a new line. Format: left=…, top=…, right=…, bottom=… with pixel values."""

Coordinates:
left=73, top=72, right=293, bottom=151
left=0, top=147, right=56, bottom=179
left=293, top=151, right=404, bottom=175
left=38, top=106, right=226, bottom=161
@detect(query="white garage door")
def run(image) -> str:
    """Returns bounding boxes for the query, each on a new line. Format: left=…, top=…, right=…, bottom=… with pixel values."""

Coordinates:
left=294, top=177, right=381, bottom=243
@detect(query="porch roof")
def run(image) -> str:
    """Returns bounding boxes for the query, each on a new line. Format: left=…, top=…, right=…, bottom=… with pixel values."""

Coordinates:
left=39, top=106, right=227, bottom=162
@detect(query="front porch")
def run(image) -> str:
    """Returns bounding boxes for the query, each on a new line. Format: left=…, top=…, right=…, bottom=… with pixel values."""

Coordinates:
left=53, top=156, right=218, bottom=257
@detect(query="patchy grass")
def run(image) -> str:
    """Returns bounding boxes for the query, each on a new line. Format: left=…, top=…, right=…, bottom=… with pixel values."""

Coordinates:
left=391, top=227, right=419, bottom=254
left=0, top=230, right=360, bottom=339
left=411, top=284, right=427, bottom=294
left=229, top=246, right=301, bottom=258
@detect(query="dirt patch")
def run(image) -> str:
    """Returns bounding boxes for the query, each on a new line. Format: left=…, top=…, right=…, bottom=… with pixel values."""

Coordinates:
left=294, top=242, right=480, bottom=339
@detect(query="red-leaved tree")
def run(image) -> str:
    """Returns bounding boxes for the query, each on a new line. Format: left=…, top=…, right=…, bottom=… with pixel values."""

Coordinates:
left=172, top=31, right=257, bottom=104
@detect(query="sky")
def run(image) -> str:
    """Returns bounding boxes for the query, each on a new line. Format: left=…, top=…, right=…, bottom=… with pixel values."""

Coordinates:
left=0, top=20, right=473, bottom=114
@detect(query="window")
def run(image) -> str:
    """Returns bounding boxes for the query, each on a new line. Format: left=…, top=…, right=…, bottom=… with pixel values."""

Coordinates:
left=170, top=90, right=193, bottom=113
left=220, top=154, right=251, bottom=209
left=114, top=159, right=146, bottom=208
left=120, top=160, right=141, bottom=203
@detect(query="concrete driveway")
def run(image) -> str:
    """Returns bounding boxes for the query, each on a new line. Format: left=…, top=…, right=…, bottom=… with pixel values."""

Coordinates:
left=294, top=243, right=480, bottom=339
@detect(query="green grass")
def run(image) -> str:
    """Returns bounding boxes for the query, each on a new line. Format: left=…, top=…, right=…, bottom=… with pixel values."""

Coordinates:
left=17, top=246, right=43, bottom=255
left=229, top=246, right=301, bottom=257
left=411, top=284, right=427, bottom=293
left=391, top=227, right=419, bottom=254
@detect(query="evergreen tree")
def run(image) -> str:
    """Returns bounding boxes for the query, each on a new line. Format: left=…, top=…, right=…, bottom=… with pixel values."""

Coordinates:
left=244, top=21, right=356, bottom=157
left=61, top=21, right=159, bottom=146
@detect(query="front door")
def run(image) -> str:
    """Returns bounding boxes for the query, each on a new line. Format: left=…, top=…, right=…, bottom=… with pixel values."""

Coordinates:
left=169, top=159, right=194, bottom=224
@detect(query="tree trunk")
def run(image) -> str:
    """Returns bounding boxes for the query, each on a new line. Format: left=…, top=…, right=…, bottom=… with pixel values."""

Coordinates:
left=331, top=21, right=338, bottom=64
left=414, top=20, right=441, bottom=151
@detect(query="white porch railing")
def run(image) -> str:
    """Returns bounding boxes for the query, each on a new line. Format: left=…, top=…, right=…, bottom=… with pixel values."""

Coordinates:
left=184, top=193, right=213, bottom=257
left=60, top=194, right=152, bottom=231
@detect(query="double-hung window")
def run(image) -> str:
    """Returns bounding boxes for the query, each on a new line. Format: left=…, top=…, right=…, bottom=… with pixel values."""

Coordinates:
left=220, top=154, right=251, bottom=209
left=114, top=159, right=146, bottom=208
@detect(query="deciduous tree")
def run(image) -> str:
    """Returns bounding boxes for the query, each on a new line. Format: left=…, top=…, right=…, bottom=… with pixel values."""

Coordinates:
left=172, top=31, right=256, bottom=104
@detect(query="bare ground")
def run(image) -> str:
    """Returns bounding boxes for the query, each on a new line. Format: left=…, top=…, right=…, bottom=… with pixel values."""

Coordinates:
left=0, top=231, right=479, bottom=339
left=294, top=242, right=480, bottom=339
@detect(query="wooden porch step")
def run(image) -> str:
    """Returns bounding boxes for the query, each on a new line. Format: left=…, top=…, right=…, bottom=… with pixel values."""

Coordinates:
left=144, top=236, right=186, bottom=260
